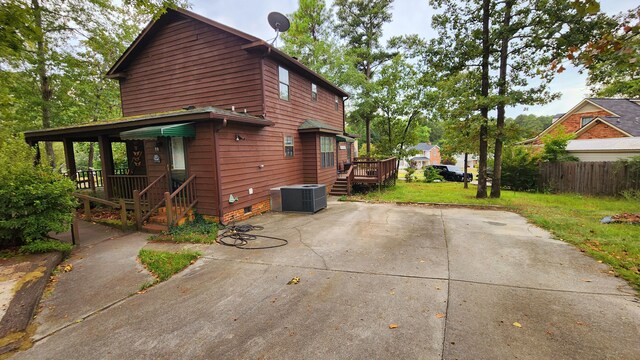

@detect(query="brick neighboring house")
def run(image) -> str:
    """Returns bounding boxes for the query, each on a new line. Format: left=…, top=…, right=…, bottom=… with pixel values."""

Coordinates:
left=524, top=98, right=640, bottom=145
left=403, top=143, right=441, bottom=169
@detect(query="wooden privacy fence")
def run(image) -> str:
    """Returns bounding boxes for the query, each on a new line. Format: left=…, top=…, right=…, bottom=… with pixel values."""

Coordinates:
left=538, top=161, right=640, bottom=196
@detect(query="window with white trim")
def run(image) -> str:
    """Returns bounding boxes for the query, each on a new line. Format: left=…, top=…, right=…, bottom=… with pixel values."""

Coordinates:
left=311, top=83, right=317, bottom=101
left=320, top=136, right=335, bottom=168
left=284, top=135, right=294, bottom=158
left=580, top=116, right=593, bottom=127
left=279, top=66, right=289, bottom=101
left=334, top=95, right=339, bottom=110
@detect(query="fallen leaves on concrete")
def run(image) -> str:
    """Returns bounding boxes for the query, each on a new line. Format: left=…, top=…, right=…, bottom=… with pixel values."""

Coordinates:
left=389, top=324, right=398, bottom=329
left=287, top=277, right=300, bottom=285
left=435, top=313, right=446, bottom=319
left=513, top=322, right=522, bottom=328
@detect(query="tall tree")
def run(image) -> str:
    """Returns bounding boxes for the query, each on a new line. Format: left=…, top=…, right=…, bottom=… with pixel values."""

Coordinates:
left=281, top=0, right=361, bottom=89
left=430, top=0, right=610, bottom=198
left=369, top=54, right=432, bottom=171
left=334, top=0, right=394, bottom=155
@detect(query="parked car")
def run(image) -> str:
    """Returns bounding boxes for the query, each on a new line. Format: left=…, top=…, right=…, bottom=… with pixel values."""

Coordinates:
left=428, top=165, right=473, bottom=182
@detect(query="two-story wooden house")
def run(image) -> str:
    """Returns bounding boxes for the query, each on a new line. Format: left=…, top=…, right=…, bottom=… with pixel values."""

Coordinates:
left=24, top=8, right=364, bottom=227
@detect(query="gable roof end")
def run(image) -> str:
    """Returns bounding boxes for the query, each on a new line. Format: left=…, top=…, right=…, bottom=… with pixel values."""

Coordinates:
left=106, top=8, right=349, bottom=98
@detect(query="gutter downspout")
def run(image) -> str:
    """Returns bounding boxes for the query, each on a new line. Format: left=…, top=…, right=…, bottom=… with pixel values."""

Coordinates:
left=214, top=117, right=228, bottom=225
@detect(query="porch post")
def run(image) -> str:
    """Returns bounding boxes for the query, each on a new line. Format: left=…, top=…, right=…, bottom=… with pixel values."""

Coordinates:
left=63, top=138, right=77, bottom=181
left=98, top=135, right=114, bottom=199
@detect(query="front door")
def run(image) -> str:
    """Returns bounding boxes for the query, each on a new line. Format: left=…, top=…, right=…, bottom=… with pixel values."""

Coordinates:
left=169, top=137, right=187, bottom=191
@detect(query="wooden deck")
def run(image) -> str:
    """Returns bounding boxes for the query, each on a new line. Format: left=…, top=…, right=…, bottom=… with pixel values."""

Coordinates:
left=346, top=157, right=397, bottom=188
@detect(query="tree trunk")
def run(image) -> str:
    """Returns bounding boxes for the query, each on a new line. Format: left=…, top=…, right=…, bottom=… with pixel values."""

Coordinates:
left=365, top=117, right=371, bottom=155
left=463, top=153, right=469, bottom=189
left=476, top=0, right=491, bottom=199
left=88, top=142, right=95, bottom=169
left=32, top=0, right=55, bottom=168
left=491, top=0, right=514, bottom=199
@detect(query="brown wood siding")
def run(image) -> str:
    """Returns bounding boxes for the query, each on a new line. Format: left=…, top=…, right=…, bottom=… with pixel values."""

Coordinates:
left=119, top=15, right=263, bottom=117
left=302, top=133, right=318, bottom=183
left=186, top=123, right=218, bottom=216
left=143, top=139, right=169, bottom=181
left=213, top=58, right=346, bottom=213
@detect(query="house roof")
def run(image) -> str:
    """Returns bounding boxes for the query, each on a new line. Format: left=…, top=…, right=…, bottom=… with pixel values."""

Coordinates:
left=298, top=119, right=342, bottom=134
left=23, top=106, right=274, bottom=142
left=587, top=98, right=640, bottom=136
left=410, top=143, right=437, bottom=151
left=107, top=8, right=349, bottom=98
left=411, top=156, right=430, bottom=161
left=567, top=137, right=640, bottom=152
left=525, top=98, right=640, bottom=143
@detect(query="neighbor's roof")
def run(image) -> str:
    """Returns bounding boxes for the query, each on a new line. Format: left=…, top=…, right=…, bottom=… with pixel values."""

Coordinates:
left=410, top=142, right=437, bottom=151
left=107, top=8, right=349, bottom=98
left=587, top=98, right=640, bottom=136
left=410, top=156, right=430, bottom=161
left=567, top=137, right=640, bottom=152
left=23, top=106, right=273, bottom=142
left=298, top=119, right=342, bottom=133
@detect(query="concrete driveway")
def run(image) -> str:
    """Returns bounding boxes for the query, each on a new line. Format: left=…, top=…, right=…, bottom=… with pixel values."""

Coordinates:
left=15, top=200, right=640, bottom=359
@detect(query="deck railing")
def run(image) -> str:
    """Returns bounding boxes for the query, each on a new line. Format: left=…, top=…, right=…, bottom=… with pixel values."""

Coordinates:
left=352, top=157, right=397, bottom=188
left=133, top=173, right=168, bottom=229
left=164, top=174, right=198, bottom=227
left=107, top=174, right=149, bottom=200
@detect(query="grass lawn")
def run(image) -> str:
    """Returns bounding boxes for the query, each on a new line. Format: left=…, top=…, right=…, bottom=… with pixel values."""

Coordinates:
left=352, top=182, right=640, bottom=291
left=138, top=249, right=201, bottom=289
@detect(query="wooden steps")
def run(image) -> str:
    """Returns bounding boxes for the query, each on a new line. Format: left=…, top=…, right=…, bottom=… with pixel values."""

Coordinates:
left=141, top=206, right=194, bottom=233
left=329, top=178, right=349, bottom=196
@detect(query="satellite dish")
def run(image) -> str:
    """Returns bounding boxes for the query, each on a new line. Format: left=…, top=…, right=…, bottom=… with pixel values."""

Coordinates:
left=268, top=12, right=290, bottom=32
left=267, top=12, right=290, bottom=45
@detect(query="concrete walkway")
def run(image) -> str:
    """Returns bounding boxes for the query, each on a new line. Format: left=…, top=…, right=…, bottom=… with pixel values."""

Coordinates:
left=34, top=222, right=154, bottom=340
left=15, top=201, right=640, bottom=359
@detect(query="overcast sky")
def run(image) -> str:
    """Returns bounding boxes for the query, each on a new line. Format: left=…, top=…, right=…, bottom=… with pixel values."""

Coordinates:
left=190, top=0, right=636, bottom=118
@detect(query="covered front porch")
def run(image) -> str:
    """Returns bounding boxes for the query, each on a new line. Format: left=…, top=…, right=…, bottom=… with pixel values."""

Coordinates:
left=24, top=106, right=274, bottom=230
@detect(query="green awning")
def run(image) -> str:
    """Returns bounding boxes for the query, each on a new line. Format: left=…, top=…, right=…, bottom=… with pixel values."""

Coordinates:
left=119, top=123, right=195, bottom=140
left=336, top=135, right=355, bottom=143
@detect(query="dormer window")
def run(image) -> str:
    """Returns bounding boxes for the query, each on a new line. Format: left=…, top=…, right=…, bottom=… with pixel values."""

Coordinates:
left=580, top=116, right=593, bottom=127
left=311, top=83, right=317, bottom=101
left=279, top=66, right=289, bottom=101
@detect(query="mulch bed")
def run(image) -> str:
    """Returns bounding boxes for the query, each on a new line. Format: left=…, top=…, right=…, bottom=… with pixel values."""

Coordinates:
left=611, top=213, right=640, bottom=224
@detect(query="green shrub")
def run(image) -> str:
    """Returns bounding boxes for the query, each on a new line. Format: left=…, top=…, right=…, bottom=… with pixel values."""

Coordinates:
left=0, top=137, right=77, bottom=247
left=404, top=167, right=416, bottom=182
left=20, top=239, right=73, bottom=255
left=424, top=166, right=444, bottom=183
left=501, top=146, right=541, bottom=191
left=151, top=213, right=218, bottom=244
left=541, top=129, right=578, bottom=162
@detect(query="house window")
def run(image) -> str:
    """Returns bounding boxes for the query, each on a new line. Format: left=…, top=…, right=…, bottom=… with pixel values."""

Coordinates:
left=311, top=83, right=317, bottom=101
left=284, top=135, right=294, bottom=158
left=279, top=66, right=289, bottom=101
left=334, top=95, right=339, bottom=110
left=320, top=136, right=335, bottom=168
left=581, top=116, right=593, bottom=127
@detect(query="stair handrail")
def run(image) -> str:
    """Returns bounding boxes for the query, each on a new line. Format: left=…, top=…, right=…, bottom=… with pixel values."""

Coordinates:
left=346, top=165, right=354, bottom=196
left=133, top=172, right=168, bottom=229
left=165, top=174, right=198, bottom=227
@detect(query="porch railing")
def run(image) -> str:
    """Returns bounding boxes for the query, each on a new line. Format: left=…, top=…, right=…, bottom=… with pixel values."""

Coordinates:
left=164, top=174, right=198, bottom=227
left=107, top=174, right=149, bottom=200
left=133, top=173, right=168, bottom=228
